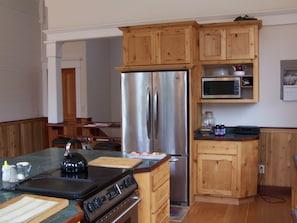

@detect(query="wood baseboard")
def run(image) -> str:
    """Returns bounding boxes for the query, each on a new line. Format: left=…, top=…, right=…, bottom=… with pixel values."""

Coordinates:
left=194, top=194, right=255, bottom=205
left=258, top=185, right=291, bottom=196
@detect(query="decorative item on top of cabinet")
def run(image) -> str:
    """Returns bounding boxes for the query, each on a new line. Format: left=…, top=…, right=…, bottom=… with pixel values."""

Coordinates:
left=198, top=20, right=262, bottom=103
left=192, top=140, right=258, bottom=205
left=119, top=21, right=199, bottom=66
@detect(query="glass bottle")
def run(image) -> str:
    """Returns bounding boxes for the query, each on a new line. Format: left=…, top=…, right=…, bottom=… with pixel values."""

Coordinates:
left=202, top=111, right=215, bottom=130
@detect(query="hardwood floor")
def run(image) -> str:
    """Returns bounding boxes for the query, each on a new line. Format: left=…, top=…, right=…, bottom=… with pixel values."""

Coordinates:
left=171, top=195, right=291, bottom=223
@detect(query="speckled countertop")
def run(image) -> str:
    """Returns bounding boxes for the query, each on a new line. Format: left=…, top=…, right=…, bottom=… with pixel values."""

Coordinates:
left=194, top=127, right=259, bottom=141
left=0, top=148, right=169, bottom=222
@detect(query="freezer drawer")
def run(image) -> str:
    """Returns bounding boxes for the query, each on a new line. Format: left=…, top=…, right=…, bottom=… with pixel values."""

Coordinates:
left=169, top=156, right=188, bottom=205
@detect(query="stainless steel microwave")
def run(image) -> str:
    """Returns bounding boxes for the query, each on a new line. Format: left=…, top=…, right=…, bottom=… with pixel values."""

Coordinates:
left=202, top=77, right=241, bottom=99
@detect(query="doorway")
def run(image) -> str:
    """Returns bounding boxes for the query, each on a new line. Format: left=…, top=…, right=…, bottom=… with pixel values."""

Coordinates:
left=62, top=68, right=76, bottom=123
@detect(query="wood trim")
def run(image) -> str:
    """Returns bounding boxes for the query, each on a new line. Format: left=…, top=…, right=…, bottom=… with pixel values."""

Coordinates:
left=116, top=64, right=196, bottom=72
left=260, top=128, right=297, bottom=134
left=0, top=117, right=47, bottom=157
left=258, top=185, right=291, bottom=196
left=64, top=202, right=84, bottom=223
left=119, top=20, right=199, bottom=31
left=199, top=20, right=262, bottom=29
left=259, top=128, right=297, bottom=187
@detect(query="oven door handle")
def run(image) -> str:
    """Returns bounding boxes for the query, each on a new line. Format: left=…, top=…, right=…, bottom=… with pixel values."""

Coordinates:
left=112, top=196, right=141, bottom=223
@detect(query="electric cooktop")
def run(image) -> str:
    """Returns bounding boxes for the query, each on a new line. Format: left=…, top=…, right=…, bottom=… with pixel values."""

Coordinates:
left=12, top=166, right=132, bottom=200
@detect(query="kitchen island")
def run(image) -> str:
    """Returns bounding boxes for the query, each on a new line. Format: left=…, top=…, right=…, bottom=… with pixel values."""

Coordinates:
left=0, top=148, right=170, bottom=222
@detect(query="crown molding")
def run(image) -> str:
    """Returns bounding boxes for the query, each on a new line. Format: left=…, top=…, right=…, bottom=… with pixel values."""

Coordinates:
left=44, top=9, right=297, bottom=43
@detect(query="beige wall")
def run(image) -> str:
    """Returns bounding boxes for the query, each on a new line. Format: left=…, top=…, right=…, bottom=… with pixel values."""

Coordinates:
left=44, top=0, right=297, bottom=29
left=0, top=0, right=42, bottom=122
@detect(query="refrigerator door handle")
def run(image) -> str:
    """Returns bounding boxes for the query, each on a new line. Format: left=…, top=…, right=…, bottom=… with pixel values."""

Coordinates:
left=170, top=157, right=179, bottom=162
left=153, top=90, right=158, bottom=140
left=146, top=88, right=151, bottom=139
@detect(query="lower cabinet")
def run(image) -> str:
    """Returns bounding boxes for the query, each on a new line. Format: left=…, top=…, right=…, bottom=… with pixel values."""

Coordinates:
left=198, top=153, right=237, bottom=196
left=134, top=160, right=170, bottom=223
left=193, top=140, right=258, bottom=203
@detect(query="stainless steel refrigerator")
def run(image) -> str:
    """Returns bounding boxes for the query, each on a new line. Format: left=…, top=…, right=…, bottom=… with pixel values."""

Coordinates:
left=121, top=70, right=189, bottom=205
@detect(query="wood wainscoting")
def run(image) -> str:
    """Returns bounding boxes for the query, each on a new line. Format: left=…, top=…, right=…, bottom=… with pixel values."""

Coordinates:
left=259, top=128, right=297, bottom=188
left=0, top=117, right=47, bottom=157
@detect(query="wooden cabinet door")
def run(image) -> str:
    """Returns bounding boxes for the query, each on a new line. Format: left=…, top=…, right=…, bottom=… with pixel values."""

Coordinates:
left=199, top=26, right=255, bottom=60
left=199, top=28, right=226, bottom=60
left=122, top=30, right=156, bottom=65
left=158, top=26, right=191, bottom=64
left=192, top=141, right=199, bottom=195
left=226, top=26, right=255, bottom=59
left=134, top=160, right=170, bottom=223
left=198, top=153, right=237, bottom=197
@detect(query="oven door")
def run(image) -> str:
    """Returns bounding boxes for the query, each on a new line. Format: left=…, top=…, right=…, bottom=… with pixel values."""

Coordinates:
left=94, top=195, right=141, bottom=223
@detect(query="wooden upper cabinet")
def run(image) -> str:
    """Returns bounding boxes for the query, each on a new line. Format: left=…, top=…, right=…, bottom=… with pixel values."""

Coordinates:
left=199, top=28, right=226, bottom=60
left=121, top=29, right=156, bottom=65
left=199, top=20, right=261, bottom=61
left=226, top=26, right=255, bottom=59
left=120, top=21, right=198, bottom=66
left=157, top=26, right=192, bottom=64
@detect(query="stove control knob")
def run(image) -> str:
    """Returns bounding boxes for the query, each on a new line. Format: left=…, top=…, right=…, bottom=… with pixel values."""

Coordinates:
left=101, top=195, right=107, bottom=203
left=94, top=197, right=102, bottom=208
left=87, top=202, right=96, bottom=213
left=123, top=178, right=129, bottom=188
left=123, top=176, right=134, bottom=187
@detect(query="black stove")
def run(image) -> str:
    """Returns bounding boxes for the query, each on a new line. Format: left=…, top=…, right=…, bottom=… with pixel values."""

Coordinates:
left=12, top=166, right=139, bottom=222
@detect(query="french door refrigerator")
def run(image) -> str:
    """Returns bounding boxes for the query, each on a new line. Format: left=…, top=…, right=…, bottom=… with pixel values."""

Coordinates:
left=121, top=70, right=189, bottom=205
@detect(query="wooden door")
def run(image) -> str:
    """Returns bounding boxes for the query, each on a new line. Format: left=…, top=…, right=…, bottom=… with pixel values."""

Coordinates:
left=158, top=26, right=191, bottom=64
left=62, top=68, right=76, bottom=123
left=198, top=153, right=237, bottom=197
left=226, top=26, right=255, bottom=59
left=199, top=28, right=226, bottom=60
left=122, top=29, right=155, bottom=65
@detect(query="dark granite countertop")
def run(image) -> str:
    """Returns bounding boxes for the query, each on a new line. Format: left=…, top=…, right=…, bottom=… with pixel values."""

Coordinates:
left=0, top=148, right=169, bottom=222
left=194, top=133, right=259, bottom=141
left=194, top=127, right=259, bottom=141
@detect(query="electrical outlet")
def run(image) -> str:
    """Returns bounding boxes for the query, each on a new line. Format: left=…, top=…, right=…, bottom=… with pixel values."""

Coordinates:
left=259, top=164, right=265, bottom=174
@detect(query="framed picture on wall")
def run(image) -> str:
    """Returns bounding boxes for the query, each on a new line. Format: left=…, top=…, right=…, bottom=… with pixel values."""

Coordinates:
left=280, top=60, right=297, bottom=101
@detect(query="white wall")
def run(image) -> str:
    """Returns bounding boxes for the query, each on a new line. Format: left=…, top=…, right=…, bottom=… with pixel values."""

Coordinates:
left=0, top=0, right=42, bottom=122
left=44, top=0, right=297, bottom=29
left=62, top=37, right=122, bottom=125
left=86, top=39, right=111, bottom=121
left=43, top=1, right=297, bottom=128
left=202, top=24, right=297, bottom=127
left=85, top=37, right=122, bottom=137
left=108, top=38, right=122, bottom=121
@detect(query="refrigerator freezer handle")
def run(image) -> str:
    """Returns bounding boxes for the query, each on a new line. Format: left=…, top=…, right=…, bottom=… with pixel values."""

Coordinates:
left=170, top=157, right=179, bottom=162
left=153, top=90, right=158, bottom=139
left=146, top=88, right=151, bottom=139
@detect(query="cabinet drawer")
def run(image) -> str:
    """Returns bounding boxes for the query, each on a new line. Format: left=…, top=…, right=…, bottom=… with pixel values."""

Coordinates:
left=152, top=180, right=170, bottom=212
left=152, top=162, right=170, bottom=191
left=197, top=140, right=239, bottom=155
left=151, top=200, right=169, bottom=223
